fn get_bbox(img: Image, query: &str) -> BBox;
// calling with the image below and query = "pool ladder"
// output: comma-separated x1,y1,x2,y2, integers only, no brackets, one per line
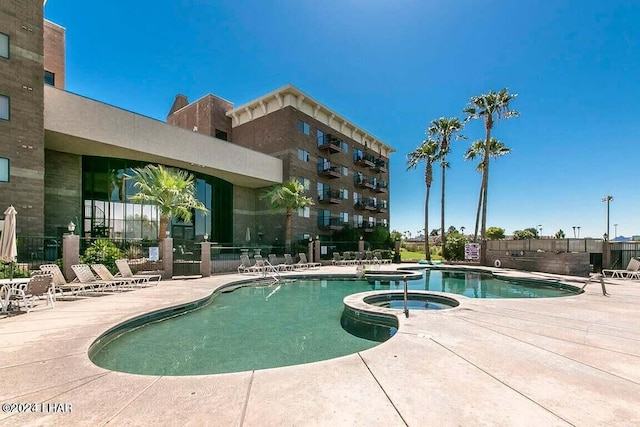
403,276,409,318
262,261,281,285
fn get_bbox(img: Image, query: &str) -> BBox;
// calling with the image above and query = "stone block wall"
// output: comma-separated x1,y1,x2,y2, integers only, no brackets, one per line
488,249,590,277
44,149,81,236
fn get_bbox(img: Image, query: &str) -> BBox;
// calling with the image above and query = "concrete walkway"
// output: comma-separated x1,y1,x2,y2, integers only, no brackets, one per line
0,266,638,426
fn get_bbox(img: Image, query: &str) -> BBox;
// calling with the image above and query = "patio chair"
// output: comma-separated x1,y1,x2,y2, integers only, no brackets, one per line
92,264,146,289
602,257,640,279
115,259,161,286
238,254,253,274
247,255,267,274
71,264,126,292
353,251,364,265
284,253,304,270
363,251,380,265
373,250,392,264
7,272,56,312
332,252,346,266
40,264,91,298
299,252,321,269
268,254,292,271
341,252,356,266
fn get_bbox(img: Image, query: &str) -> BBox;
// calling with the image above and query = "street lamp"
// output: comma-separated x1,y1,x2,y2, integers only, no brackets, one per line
577,226,581,238
572,226,576,238
602,195,613,238
67,221,76,235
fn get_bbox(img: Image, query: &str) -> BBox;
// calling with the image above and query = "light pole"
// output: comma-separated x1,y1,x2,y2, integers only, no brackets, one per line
537,224,542,239
577,226,581,238
602,195,613,238
614,223,618,239
572,226,576,238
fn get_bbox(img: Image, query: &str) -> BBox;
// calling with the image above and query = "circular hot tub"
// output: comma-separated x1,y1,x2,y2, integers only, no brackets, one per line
364,292,459,310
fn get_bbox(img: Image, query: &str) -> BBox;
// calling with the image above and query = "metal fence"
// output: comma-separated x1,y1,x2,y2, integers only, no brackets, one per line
2,236,62,278
487,239,604,253
608,241,640,270
80,237,161,272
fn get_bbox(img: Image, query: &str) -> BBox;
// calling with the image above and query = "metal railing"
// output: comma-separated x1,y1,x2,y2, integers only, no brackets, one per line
486,238,603,253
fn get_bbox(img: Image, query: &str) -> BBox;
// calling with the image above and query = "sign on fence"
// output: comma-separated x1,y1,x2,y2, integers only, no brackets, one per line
465,243,480,260
148,247,159,261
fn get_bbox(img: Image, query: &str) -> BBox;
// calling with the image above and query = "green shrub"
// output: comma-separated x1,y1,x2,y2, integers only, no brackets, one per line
81,239,123,274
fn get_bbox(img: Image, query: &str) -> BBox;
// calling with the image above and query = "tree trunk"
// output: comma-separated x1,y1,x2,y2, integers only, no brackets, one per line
425,183,431,261
473,179,483,242
480,119,492,240
159,216,169,241
285,209,293,254
440,162,446,258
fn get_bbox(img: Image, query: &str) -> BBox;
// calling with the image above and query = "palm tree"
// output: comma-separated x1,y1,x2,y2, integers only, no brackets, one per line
406,139,439,260
261,179,314,253
427,117,466,255
463,88,519,241
464,138,511,241
127,164,208,240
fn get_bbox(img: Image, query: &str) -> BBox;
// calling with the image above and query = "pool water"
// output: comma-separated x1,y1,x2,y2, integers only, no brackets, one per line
90,279,395,376
90,271,580,376
369,269,579,299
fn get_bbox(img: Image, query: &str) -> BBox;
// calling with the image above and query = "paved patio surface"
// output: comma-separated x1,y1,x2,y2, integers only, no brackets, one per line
1,265,639,426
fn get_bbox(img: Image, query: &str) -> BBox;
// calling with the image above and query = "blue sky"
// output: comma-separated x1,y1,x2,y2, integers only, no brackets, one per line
45,0,639,239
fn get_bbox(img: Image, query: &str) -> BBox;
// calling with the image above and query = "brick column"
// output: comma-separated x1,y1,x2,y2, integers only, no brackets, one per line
62,234,79,281
314,239,321,263
161,238,173,279
358,238,365,254
200,242,211,277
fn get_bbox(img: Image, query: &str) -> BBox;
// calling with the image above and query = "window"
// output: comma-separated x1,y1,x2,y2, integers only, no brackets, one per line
297,120,310,135
341,166,349,176
298,206,310,218
44,70,55,86
215,129,228,141
0,32,8,59
380,219,388,227
0,157,9,182
354,214,363,227
341,141,349,153
353,148,363,162
317,182,327,198
339,212,348,224
316,129,325,146
318,209,331,227
0,95,9,120
353,192,362,203
369,217,376,226
297,177,310,191
340,188,348,199
297,149,309,162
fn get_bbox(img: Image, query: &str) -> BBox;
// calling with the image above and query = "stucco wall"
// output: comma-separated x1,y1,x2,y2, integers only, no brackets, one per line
488,250,590,277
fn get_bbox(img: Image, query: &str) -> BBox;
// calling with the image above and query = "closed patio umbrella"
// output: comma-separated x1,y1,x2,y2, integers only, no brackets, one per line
245,227,251,242
0,205,18,280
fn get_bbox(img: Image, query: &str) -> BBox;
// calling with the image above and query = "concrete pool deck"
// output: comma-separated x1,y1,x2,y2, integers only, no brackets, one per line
1,265,639,426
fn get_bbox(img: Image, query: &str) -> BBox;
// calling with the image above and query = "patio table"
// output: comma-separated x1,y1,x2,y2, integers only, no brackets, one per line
0,278,30,313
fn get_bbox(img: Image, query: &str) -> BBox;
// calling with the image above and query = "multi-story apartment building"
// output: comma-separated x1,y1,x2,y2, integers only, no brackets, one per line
1,1,392,249
167,86,394,245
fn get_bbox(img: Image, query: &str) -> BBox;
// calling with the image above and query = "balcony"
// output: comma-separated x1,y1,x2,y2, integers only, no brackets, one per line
377,201,388,213
365,178,377,190
318,188,342,204
376,181,388,193
354,200,366,210
317,134,343,153
354,174,375,189
364,198,378,211
318,217,346,230
371,158,387,173
318,162,341,179
354,153,375,168
354,221,375,232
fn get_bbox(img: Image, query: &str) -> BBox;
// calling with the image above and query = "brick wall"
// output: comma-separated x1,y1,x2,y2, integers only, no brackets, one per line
167,94,233,140
0,0,45,236
44,150,81,236
43,20,64,89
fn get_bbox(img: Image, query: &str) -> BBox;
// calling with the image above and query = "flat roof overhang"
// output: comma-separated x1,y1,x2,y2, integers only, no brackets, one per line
44,86,283,188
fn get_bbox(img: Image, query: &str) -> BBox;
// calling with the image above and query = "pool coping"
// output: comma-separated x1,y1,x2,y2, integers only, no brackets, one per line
1,264,639,426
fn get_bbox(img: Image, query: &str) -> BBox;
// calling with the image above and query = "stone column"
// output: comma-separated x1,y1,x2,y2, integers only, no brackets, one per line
314,239,321,264
161,238,173,279
601,240,611,272
308,239,313,264
393,239,401,263
62,234,79,281
200,242,211,277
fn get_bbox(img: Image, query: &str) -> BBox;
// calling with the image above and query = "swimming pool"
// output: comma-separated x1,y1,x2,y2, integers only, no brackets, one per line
90,270,581,376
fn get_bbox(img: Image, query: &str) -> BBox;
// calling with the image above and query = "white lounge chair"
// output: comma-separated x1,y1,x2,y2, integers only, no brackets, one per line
115,259,161,285
602,257,640,279
40,264,91,298
299,252,321,269
92,264,147,289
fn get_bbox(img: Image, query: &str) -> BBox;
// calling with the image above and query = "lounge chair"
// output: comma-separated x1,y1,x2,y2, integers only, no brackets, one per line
353,251,364,265
602,257,640,279
363,251,381,265
332,252,345,266
373,250,392,264
238,254,253,274
268,254,292,271
7,272,56,312
71,264,127,292
92,264,147,289
115,259,162,285
248,255,267,274
40,264,91,298
284,253,304,270
341,252,356,265
299,252,321,269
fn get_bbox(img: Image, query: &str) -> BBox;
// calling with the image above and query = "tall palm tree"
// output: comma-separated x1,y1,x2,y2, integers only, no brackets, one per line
406,139,439,260
127,164,208,240
261,179,314,253
464,138,511,242
463,88,519,241
427,117,466,255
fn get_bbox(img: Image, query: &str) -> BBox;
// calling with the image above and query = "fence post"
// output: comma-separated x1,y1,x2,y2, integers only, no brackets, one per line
161,238,173,279
602,240,611,270
200,242,211,277
62,234,80,281
314,239,321,263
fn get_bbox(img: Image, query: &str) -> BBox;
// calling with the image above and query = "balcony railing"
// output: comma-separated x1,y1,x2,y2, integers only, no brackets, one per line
371,158,387,173
364,198,378,210
377,201,388,213
354,221,375,231
318,188,342,204
318,217,346,230
354,174,374,188
376,181,388,193
365,177,377,189
354,153,375,168
318,162,341,179
317,134,343,153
